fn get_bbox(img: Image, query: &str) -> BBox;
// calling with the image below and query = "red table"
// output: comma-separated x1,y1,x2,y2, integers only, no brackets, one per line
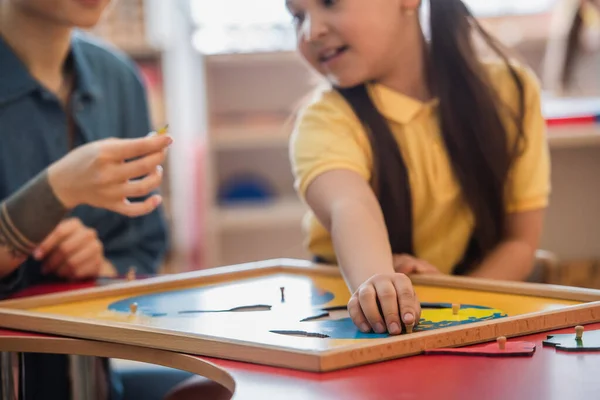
205,323,600,400
4,282,600,400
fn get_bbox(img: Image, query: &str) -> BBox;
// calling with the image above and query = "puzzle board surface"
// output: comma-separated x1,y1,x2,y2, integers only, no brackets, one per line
32,273,574,345
0,259,599,371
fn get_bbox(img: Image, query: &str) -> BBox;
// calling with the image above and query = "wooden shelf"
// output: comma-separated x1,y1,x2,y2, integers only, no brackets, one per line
547,124,600,149
209,121,600,151
211,123,290,150
215,197,306,232
206,51,301,66
122,46,162,61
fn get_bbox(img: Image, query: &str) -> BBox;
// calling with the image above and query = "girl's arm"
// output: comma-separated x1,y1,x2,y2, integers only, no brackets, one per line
306,169,395,289
305,169,420,335
467,209,545,281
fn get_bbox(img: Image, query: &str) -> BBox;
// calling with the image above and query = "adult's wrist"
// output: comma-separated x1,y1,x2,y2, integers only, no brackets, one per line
47,163,77,210
2,169,69,254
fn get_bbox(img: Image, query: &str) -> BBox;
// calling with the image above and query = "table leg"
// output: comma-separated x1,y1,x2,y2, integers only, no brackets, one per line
1,352,21,400
69,356,107,400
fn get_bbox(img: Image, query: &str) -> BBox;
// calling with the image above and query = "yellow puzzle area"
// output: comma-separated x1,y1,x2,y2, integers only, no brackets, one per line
31,272,581,351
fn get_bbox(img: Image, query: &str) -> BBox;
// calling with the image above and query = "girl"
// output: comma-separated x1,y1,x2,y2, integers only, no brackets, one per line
288,0,550,336
0,0,173,398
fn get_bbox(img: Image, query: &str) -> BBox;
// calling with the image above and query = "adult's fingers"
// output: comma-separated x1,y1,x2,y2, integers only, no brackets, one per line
107,135,172,161
114,150,166,182
63,240,102,271
34,218,80,260
121,166,163,198
373,279,401,335
41,226,91,274
392,273,420,330
57,256,102,281
358,284,386,333
348,295,370,333
110,195,162,217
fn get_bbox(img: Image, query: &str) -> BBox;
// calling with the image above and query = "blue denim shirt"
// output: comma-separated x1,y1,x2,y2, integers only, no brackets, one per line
0,32,169,297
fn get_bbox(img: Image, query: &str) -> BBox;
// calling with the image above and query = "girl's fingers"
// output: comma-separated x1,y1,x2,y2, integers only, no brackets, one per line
393,254,417,274
358,284,386,333
348,295,370,333
392,273,420,329
394,263,417,275
414,262,441,274
373,279,401,335
394,254,441,275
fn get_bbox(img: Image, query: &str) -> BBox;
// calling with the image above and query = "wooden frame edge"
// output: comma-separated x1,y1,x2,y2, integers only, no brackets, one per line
0,308,323,372
318,300,600,371
3,258,600,310
0,258,292,309
408,273,600,302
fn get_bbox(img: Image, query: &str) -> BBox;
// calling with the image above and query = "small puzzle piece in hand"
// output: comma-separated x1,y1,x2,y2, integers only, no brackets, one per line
543,325,600,352
424,337,536,357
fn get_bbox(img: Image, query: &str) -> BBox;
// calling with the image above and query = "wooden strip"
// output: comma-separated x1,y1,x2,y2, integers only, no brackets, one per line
0,259,288,309
408,274,600,302
0,333,236,395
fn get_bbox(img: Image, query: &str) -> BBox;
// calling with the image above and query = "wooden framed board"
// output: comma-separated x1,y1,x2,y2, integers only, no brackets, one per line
0,258,599,372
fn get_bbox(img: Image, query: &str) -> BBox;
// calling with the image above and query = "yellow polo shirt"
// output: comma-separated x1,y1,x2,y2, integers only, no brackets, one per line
289,62,550,274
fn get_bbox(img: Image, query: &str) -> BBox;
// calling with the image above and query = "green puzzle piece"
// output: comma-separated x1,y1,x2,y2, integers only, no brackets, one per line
543,329,600,351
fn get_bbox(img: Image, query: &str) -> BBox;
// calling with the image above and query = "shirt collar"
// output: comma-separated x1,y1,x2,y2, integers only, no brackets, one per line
368,83,438,125
70,32,102,101
0,31,101,104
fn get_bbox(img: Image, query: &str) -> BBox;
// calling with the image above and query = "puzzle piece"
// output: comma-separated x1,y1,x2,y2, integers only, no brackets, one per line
543,325,600,352
424,338,536,357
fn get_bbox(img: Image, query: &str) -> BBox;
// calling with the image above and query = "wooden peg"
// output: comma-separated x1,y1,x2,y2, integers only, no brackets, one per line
497,336,507,350
575,325,584,340
129,302,138,314
452,303,460,315
405,323,414,334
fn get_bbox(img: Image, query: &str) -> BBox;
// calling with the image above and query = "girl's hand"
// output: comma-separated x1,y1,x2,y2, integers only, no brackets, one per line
34,218,114,281
393,254,443,275
48,134,172,217
348,273,421,335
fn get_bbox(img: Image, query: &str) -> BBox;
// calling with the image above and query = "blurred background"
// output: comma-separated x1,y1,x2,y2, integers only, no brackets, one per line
91,0,600,288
